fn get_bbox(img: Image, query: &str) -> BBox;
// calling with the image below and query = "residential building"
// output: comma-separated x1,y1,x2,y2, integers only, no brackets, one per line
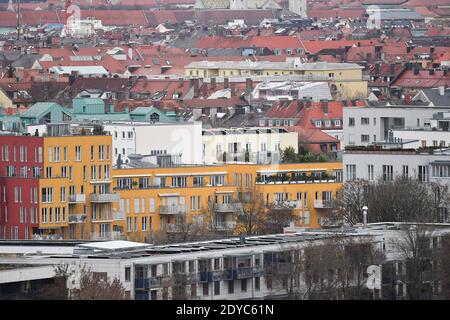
202,127,298,164
1,222,448,300
185,59,368,100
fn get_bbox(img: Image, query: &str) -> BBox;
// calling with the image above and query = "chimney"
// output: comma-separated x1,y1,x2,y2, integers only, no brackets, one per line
128,47,133,60
296,100,304,113
407,46,411,53
69,70,78,85
429,69,435,76
444,69,449,76
374,63,380,75
439,86,446,96
178,77,184,88
366,53,372,61
230,83,236,96
201,84,208,97
193,78,200,98
321,100,329,114
305,98,312,109
413,68,420,76
211,77,216,90
390,63,395,75
245,78,253,90
224,77,229,89
430,47,435,54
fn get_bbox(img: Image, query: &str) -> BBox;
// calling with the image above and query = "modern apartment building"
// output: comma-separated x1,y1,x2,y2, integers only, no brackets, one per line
112,162,343,242
0,131,120,241
1,222,448,300
343,104,450,148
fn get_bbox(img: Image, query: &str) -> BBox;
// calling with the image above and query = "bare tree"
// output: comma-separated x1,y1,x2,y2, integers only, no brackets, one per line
37,264,128,300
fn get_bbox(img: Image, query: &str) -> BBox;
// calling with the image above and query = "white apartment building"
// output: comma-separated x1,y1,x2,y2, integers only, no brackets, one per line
343,148,450,189
343,104,450,148
2,223,449,300
103,122,203,165
251,81,332,101
202,127,298,165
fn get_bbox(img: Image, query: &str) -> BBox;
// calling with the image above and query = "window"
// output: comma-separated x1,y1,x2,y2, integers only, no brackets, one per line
99,145,105,160
368,165,374,181
193,176,203,187
75,146,81,161
315,120,322,128
418,165,429,182
361,117,370,125
42,188,53,203
203,283,209,296
402,165,409,177
54,147,60,162
349,118,355,127
214,281,220,296
190,196,196,211
142,217,147,231
60,187,66,202
255,277,260,291
241,279,247,292
63,147,67,162
361,135,370,143
125,267,131,282
228,280,234,294
346,164,356,181
382,165,393,181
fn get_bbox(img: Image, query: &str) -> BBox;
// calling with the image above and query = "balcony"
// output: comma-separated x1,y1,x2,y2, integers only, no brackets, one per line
314,200,333,209
210,270,222,282
68,194,86,204
235,267,253,279
68,214,87,223
214,203,236,212
253,265,265,277
90,193,120,203
198,271,210,283
90,231,123,240
159,204,188,215
271,200,301,210
113,211,126,220
214,222,236,231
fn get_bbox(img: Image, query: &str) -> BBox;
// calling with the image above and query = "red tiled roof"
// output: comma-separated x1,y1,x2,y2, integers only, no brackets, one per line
392,70,450,88
301,40,380,55
288,127,339,143
183,97,244,108
307,8,365,19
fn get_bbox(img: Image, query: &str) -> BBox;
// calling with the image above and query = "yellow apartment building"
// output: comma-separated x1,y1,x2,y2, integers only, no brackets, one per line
111,162,343,242
185,59,367,100
38,134,119,240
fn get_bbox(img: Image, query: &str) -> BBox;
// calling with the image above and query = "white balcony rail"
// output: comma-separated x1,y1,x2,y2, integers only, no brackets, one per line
68,194,86,203
90,231,123,241
214,203,236,212
314,199,333,209
90,193,120,202
159,205,188,215
69,214,87,223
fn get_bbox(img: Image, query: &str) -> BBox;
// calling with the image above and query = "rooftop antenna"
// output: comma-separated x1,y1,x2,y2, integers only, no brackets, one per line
16,0,21,40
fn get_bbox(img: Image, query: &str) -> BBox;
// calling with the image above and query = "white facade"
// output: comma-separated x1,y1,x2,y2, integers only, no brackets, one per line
202,127,298,164
252,81,332,101
103,122,203,165
343,106,450,148
393,129,450,149
289,0,307,18
343,149,450,188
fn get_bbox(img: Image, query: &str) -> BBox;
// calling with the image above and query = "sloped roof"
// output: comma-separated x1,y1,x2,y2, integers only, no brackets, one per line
21,102,63,118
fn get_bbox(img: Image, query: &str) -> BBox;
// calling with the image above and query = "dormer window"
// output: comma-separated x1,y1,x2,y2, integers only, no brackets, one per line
324,120,331,127
315,120,322,127
335,120,341,127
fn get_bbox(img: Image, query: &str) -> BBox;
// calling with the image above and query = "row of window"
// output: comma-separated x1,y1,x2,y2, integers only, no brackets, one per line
41,207,67,224
44,164,110,180
1,146,43,163
346,164,430,182
113,131,134,140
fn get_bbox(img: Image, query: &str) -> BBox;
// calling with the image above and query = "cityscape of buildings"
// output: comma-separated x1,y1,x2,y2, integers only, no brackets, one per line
0,0,449,301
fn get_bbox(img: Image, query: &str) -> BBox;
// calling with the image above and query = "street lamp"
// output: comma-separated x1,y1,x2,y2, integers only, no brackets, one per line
362,206,368,229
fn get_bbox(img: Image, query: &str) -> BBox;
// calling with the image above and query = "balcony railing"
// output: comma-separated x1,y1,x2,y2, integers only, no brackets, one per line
68,214,87,223
314,200,333,209
214,203,236,212
214,222,236,231
68,194,86,203
90,193,120,203
90,231,123,240
235,267,253,279
159,205,188,215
